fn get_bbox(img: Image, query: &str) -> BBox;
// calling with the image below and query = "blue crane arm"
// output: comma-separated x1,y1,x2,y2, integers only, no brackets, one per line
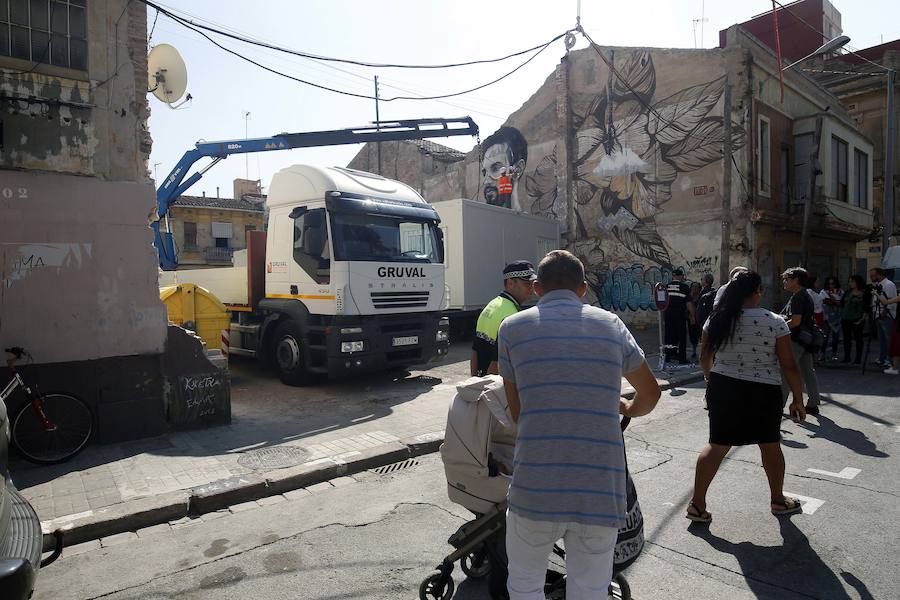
153,116,478,270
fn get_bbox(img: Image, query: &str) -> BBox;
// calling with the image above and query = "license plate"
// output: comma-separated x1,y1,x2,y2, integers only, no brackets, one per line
392,336,418,347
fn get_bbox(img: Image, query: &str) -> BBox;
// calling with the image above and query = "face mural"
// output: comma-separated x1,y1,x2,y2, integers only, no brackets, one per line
481,127,528,210
525,51,745,311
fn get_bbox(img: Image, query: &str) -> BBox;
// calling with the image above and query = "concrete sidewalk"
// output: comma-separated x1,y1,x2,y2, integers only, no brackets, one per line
14,329,702,549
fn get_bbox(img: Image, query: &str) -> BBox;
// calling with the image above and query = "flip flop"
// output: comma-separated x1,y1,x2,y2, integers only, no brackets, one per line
771,496,803,516
686,501,712,523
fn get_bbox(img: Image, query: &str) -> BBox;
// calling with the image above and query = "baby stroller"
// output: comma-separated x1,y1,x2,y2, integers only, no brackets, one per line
419,376,643,600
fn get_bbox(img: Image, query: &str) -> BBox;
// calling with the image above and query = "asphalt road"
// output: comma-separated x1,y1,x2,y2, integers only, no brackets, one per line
33,368,900,600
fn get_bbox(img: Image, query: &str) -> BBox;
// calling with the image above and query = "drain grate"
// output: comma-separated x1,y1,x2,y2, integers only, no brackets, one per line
372,458,419,475
237,446,310,471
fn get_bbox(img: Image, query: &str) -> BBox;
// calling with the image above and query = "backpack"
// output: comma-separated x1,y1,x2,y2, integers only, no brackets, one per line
696,288,716,325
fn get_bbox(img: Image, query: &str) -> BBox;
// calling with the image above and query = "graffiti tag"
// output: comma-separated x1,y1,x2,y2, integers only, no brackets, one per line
685,255,718,272
591,264,674,312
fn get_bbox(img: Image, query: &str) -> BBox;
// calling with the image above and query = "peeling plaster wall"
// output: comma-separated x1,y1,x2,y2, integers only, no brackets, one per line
0,0,150,178
0,1,165,361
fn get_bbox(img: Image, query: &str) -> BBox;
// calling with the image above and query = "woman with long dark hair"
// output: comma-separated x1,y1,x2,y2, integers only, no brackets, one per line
840,275,868,364
687,271,806,522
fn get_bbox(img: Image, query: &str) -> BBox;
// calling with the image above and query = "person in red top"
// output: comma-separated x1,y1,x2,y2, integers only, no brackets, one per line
497,168,514,209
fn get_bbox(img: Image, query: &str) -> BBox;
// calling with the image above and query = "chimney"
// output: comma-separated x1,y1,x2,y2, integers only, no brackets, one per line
216,187,220,199
202,191,206,198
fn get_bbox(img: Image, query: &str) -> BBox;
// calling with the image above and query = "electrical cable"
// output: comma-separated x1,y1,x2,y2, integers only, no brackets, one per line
141,0,567,71
154,6,565,103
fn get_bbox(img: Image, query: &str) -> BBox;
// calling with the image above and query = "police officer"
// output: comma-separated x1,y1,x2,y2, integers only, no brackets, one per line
471,260,536,376
665,267,695,365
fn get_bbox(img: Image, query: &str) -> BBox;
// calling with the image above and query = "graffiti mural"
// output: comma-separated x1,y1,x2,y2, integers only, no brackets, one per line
480,127,528,211
523,50,745,311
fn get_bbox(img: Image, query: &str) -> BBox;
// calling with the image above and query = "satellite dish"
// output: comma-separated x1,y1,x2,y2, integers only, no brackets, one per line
148,44,188,105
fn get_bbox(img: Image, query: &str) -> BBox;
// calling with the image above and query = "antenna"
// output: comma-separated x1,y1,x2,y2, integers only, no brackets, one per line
148,44,191,108
693,0,708,48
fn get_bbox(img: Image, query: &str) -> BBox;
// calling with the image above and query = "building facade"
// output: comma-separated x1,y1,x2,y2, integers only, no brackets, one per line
351,26,874,326
815,43,900,269
1,1,224,441
168,180,265,268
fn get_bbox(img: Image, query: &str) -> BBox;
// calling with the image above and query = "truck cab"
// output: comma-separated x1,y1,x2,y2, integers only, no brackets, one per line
249,165,450,384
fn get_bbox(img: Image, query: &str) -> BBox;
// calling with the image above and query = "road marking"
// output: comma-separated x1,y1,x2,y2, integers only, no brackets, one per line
783,492,825,515
807,467,861,480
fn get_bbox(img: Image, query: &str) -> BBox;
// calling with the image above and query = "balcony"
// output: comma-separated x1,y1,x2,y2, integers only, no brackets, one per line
204,247,234,264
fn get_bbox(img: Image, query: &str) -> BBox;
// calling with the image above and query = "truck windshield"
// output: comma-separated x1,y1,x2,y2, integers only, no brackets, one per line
330,213,442,263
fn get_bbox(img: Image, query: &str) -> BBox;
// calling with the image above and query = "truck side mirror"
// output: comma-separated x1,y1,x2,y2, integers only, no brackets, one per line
289,207,308,219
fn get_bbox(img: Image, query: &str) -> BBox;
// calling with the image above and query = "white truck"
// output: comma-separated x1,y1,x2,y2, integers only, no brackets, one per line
435,198,560,315
162,165,450,385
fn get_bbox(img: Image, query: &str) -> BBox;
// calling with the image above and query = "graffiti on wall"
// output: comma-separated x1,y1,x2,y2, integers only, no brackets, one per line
523,50,745,311
2,243,92,289
685,255,719,273
480,127,528,211
587,264,674,312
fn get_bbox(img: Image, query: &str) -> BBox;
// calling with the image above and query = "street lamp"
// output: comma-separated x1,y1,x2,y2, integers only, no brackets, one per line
782,35,851,72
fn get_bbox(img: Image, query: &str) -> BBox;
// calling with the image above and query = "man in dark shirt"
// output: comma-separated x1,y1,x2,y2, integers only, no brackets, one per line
664,267,694,364
780,267,821,415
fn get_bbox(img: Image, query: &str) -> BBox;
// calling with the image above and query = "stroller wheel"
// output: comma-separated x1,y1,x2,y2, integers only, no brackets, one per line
419,572,455,600
461,546,491,579
609,573,631,600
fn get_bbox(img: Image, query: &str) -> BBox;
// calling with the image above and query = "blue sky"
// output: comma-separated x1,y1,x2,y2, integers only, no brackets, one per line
147,0,900,199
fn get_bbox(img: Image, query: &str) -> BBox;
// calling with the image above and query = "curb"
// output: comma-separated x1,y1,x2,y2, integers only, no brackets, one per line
41,371,705,551
41,439,425,551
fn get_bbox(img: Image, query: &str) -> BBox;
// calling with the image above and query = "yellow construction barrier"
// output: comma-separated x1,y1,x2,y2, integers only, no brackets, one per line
160,283,231,350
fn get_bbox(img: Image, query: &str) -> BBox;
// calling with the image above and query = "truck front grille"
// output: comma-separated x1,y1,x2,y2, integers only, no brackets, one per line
370,291,429,309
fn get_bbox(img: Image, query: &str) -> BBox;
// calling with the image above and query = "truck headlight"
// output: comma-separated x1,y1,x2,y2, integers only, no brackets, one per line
436,330,449,342
341,341,364,353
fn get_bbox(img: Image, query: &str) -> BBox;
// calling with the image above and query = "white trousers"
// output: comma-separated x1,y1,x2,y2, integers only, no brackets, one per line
506,509,618,600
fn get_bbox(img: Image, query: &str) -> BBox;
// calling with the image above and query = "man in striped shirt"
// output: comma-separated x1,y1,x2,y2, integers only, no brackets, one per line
498,250,661,599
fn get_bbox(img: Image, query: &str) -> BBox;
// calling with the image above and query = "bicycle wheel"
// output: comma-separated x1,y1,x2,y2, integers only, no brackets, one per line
13,393,93,464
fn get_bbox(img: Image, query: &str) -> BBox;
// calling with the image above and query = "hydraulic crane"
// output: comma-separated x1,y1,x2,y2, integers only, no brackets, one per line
152,116,479,270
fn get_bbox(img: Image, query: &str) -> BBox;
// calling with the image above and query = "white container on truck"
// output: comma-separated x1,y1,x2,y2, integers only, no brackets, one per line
161,165,450,385
434,198,560,313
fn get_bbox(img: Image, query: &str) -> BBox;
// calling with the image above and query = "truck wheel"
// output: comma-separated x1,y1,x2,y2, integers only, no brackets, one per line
272,320,311,386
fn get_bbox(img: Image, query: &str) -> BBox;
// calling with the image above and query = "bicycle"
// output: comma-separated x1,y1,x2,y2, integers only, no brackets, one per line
2,347,93,464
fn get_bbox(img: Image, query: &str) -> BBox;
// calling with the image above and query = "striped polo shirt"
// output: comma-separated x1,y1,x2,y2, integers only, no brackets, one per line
497,289,645,528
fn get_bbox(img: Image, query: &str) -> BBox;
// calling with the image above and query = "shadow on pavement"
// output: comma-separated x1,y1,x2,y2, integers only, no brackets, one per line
689,517,857,599
11,349,456,490
797,415,889,458
840,571,876,600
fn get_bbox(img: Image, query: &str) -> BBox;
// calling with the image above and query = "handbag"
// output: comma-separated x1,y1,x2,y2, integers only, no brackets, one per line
795,323,826,351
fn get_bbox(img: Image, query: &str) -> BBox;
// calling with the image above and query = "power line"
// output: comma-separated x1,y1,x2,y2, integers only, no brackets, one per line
153,5,565,103
150,22,509,120
141,0,568,71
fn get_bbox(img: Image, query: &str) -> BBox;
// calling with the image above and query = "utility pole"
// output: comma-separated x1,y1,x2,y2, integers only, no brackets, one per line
374,76,382,175
721,82,733,285
243,111,251,179
800,114,823,268
883,69,895,256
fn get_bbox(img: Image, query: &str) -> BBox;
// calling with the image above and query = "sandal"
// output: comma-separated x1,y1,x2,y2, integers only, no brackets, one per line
686,501,712,523
771,496,803,516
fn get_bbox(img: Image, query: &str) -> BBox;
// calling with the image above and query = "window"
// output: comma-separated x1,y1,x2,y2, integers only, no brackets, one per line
779,146,792,210
292,208,330,284
758,115,771,196
183,221,197,250
331,213,441,264
854,149,868,209
831,136,848,202
214,237,229,249
0,0,87,70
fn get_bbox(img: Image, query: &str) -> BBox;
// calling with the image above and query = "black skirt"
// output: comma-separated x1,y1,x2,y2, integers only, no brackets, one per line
706,372,783,445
